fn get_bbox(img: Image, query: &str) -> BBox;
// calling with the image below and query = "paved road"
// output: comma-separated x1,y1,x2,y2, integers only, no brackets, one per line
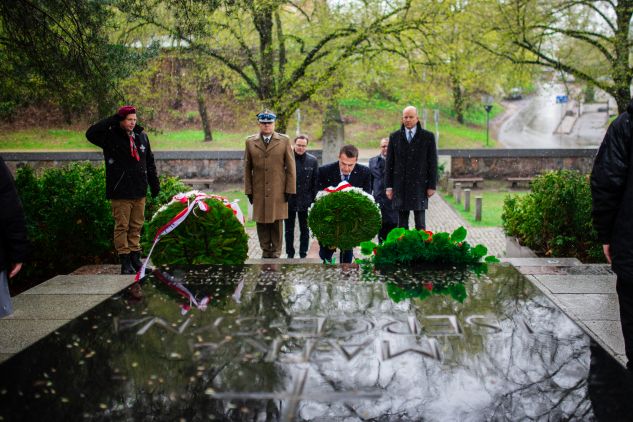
498,82,611,148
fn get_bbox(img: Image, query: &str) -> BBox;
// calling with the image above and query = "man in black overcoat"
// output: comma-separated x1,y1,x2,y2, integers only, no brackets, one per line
317,144,371,263
591,98,633,373
285,135,319,258
385,106,437,230
369,138,398,242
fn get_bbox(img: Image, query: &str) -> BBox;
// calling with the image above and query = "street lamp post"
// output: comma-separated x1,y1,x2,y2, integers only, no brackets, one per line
482,95,493,147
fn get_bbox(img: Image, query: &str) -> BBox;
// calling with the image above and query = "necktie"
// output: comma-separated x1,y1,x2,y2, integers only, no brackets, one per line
264,137,270,144
343,174,349,182
130,135,140,161
407,130,413,142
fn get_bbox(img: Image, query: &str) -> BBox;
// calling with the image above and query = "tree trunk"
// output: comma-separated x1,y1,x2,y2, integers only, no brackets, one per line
253,5,275,102
196,85,212,142
613,1,633,114
321,102,345,164
171,57,184,110
451,73,465,124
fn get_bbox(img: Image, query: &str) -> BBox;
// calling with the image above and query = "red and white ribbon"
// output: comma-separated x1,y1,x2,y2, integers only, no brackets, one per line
135,191,244,281
313,181,378,205
153,270,210,315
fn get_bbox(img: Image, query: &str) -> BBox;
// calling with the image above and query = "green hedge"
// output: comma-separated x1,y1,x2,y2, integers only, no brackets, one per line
13,162,187,285
502,170,603,262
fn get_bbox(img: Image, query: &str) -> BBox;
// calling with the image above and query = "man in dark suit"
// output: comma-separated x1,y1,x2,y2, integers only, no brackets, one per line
369,138,398,242
385,106,437,230
317,144,371,263
285,135,319,258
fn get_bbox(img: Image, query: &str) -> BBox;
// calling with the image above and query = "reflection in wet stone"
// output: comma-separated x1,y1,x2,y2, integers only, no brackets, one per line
1,264,632,420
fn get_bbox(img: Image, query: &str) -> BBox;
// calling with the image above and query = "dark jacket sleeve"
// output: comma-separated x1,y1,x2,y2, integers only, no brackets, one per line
591,113,631,244
311,157,319,202
317,164,329,191
385,133,396,189
0,158,29,268
144,134,160,195
426,134,438,190
86,115,119,148
361,166,372,194
369,157,376,195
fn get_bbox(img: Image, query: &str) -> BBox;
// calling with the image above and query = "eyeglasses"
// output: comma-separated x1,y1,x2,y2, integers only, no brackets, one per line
259,122,274,125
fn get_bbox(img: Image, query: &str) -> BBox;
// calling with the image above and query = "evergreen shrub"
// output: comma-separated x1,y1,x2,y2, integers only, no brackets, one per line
13,163,188,286
502,170,603,262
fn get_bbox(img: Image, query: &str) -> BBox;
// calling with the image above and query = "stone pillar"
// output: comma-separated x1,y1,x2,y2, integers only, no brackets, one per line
475,196,482,221
464,188,471,212
455,183,462,205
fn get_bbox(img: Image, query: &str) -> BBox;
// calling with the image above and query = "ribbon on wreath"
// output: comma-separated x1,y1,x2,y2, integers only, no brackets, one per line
313,181,378,204
135,191,245,282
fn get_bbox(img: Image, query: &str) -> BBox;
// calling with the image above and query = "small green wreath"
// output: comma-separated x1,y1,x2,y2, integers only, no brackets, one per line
308,189,381,251
142,195,248,265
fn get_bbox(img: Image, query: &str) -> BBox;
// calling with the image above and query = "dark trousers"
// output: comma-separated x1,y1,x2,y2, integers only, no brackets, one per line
617,277,633,370
285,211,309,258
256,220,283,258
319,244,353,264
379,206,398,243
398,210,426,230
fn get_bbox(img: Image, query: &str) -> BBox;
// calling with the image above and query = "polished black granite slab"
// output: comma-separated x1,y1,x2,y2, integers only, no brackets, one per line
1,264,631,421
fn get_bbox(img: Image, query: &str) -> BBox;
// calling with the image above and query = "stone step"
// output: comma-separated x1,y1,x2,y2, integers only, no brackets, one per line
0,274,135,363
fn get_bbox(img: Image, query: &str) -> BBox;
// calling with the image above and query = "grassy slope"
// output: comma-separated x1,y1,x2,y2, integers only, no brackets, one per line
0,99,503,151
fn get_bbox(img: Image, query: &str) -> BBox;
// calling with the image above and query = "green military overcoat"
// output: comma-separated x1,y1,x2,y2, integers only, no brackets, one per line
244,132,296,223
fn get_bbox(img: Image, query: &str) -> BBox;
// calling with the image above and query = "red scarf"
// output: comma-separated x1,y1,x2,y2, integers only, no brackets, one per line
129,135,140,161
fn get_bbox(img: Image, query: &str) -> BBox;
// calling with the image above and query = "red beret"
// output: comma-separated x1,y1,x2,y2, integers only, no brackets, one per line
117,105,136,118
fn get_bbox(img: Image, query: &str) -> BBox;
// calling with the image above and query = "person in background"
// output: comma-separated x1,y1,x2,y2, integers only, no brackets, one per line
385,105,437,230
591,99,633,374
317,144,371,263
285,135,318,258
0,156,29,318
244,110,296,258
86,105,160,274
369,138,398,242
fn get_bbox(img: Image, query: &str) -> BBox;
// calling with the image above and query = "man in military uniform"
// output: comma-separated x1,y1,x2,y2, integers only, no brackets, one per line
86,105,160,274
244,110,296,258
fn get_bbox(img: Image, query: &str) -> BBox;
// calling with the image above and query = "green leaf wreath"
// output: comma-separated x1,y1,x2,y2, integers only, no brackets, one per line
360,226,499,268
308,189,381,251
142,195,248,265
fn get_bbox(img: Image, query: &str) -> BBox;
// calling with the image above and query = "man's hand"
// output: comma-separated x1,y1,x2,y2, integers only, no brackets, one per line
247,194,253,204
603,244,612,264
9,263,22,278
386,188,393,200
426,188,436,198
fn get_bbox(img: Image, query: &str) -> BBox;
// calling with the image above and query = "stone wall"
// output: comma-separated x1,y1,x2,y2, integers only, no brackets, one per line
2,149,596,181
2,151,322,184
443,149,597,178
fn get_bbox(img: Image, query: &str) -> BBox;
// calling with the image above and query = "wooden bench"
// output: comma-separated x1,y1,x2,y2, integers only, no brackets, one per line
450,177,484,189
507,177,534,188
181,178,215,189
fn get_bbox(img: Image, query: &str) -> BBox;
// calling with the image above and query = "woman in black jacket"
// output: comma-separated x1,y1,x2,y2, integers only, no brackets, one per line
86,106,160,274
